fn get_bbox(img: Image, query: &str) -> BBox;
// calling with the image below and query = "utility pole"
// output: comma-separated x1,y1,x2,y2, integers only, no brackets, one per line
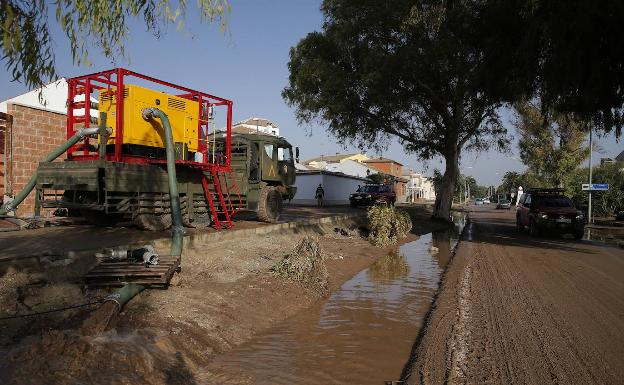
588,128,593,224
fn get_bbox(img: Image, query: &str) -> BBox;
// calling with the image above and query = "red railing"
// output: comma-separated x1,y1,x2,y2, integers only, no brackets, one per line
65,68,233,172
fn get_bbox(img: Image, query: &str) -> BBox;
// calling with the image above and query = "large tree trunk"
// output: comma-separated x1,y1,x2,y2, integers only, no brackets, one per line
433,148,460,221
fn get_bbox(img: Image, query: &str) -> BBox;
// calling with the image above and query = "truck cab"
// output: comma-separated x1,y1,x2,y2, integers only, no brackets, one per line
221,132,297,222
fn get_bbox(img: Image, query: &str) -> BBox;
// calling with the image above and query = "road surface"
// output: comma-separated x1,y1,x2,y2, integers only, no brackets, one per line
405,205,624,385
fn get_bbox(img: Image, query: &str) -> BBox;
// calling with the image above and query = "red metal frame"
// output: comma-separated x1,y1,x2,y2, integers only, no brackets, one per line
65,68,233,172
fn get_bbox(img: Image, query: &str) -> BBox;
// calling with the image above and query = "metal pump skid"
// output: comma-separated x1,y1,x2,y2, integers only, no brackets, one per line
36,68,242,231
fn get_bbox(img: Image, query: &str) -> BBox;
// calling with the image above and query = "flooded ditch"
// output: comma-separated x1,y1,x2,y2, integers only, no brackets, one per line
204,215,465,384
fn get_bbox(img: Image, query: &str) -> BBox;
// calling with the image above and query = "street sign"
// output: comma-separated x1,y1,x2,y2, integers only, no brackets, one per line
582,183,609,191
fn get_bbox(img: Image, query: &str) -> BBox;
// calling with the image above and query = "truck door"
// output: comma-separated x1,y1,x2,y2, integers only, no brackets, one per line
261,142,280,182
278,146,295,186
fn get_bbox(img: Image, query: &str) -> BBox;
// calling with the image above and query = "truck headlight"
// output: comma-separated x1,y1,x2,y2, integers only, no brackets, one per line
576,213,584,220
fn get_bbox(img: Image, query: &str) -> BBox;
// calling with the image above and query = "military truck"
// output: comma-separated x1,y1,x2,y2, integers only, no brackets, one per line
223,132,297,222
36,132,297,230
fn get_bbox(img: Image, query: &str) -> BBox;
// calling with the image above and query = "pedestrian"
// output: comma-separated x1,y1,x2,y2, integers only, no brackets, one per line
315,183,325,207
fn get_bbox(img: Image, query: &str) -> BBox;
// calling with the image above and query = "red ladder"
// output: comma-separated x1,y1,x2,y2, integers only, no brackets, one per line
200,169,241,230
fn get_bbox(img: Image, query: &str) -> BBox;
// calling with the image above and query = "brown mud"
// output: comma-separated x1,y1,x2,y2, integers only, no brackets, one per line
404,206,624,385
1,206,446,385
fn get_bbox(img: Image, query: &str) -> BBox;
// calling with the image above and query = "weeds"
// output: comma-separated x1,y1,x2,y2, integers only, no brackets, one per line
367,206,413,246
271,237,329,296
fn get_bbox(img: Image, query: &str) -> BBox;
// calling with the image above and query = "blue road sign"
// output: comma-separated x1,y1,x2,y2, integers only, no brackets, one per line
582,183,609,191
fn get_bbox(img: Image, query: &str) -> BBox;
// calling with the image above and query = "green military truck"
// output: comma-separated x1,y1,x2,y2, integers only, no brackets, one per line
36,133,297,229
221,132,297,222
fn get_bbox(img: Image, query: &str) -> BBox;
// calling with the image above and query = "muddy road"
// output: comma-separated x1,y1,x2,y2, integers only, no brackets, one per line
405,206,624,385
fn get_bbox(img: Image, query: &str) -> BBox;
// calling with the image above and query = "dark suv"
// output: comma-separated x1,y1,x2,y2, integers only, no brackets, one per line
516,189,585,238
349,184,396,207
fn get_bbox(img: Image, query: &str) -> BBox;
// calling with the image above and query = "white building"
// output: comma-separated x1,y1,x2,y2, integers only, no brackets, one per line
323,159,378,179
292,169,368,206
0,78,98,117
403,171,436,202
231,117,279,136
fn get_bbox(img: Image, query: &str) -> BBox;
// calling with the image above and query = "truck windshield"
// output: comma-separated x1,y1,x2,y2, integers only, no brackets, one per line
360,185,381,193
279,147,292,161
534,196,574,207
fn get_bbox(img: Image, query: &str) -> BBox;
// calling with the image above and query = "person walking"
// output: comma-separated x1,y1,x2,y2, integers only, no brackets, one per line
315,183,325,207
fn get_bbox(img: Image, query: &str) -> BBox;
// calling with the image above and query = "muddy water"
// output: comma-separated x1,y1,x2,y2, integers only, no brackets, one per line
584,227,624,247
204,217,465,385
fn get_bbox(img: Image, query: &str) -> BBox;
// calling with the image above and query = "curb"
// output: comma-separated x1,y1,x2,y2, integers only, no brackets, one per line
0,213,366,270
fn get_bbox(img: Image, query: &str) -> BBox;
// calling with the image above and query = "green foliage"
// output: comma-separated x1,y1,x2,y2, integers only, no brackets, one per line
367,172,386,184
283,0,510,220
1,0,230,88
271,236,329,296
498,171,543,195
367,206,412,247
568,163,624,217
514,100,590,190
472,0,624,136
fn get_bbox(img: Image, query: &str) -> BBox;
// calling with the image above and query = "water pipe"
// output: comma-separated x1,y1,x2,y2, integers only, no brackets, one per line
0,127,110,216
141,108,184,257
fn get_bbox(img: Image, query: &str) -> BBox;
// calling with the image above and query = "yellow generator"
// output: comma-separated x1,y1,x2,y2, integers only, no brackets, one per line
99,84,199,158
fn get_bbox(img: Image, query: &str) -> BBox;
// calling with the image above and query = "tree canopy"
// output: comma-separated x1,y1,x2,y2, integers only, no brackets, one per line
515,100,590,189
1,0,230,88
283,0,509,220
473,0,624,136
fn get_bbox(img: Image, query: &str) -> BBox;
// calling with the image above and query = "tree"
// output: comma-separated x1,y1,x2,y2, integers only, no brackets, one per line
498,170,543,197
515,100,590,190
367,172,386,184
0,0,229,88
283,0,508,221
473,0,624,136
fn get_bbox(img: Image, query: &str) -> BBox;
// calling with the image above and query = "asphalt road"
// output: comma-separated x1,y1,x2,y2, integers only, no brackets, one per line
405,205,624,385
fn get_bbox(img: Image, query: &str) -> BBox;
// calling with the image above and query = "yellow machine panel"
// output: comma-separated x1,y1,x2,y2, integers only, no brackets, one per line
99,84,199,152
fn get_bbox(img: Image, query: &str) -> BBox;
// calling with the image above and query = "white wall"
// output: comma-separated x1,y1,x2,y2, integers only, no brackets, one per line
292,173,365,205
325,159,376,179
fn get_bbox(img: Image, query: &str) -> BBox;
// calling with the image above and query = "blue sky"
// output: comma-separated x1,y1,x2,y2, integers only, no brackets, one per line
1,0,621,186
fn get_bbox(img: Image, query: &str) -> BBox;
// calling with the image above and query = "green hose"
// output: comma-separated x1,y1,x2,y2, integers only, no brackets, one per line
142,108,184,257
0,127,105,216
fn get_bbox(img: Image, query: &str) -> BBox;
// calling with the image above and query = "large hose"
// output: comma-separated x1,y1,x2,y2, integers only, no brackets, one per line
141,108,184,257
0,127,108,216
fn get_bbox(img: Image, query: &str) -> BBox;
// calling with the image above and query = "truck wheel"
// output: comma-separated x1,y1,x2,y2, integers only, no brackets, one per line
81,209,122,227
133,213,172,231
573,230,584,240
257,186,282,223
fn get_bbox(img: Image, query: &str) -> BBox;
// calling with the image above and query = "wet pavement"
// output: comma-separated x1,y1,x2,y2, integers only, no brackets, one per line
204,215,465,384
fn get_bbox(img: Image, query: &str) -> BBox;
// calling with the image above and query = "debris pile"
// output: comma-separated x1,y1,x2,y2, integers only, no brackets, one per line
366,206,413,246
271,236,329,296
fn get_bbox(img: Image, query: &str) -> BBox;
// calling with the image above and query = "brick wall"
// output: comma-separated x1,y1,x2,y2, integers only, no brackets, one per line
6,103,67,216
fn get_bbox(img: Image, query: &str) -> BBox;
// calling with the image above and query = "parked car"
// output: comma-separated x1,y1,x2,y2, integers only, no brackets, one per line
349,184,396,207
496,199,512,209
475,198,484,205
516,188,585,239
483,198,491,204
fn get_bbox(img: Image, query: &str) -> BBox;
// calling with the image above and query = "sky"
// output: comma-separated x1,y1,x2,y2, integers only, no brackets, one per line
1,0,622,186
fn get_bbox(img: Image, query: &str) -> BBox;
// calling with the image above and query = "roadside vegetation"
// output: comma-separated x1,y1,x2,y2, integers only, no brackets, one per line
366,206,412,247
271,236,329,296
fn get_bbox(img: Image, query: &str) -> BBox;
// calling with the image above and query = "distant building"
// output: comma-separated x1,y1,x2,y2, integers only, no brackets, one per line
403,170,436,202
363,157,408,200
292,169,368,206
231,117,280,136
323,159,378,179
303,152,369,169
0,79,97,216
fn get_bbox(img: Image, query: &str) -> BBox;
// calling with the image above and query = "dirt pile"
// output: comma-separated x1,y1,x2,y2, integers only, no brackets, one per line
271,236,329,296
367,206,413,246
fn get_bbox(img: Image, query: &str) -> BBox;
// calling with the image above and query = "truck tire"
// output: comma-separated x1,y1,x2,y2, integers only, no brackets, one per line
133,213,172,231
257,186,282,223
